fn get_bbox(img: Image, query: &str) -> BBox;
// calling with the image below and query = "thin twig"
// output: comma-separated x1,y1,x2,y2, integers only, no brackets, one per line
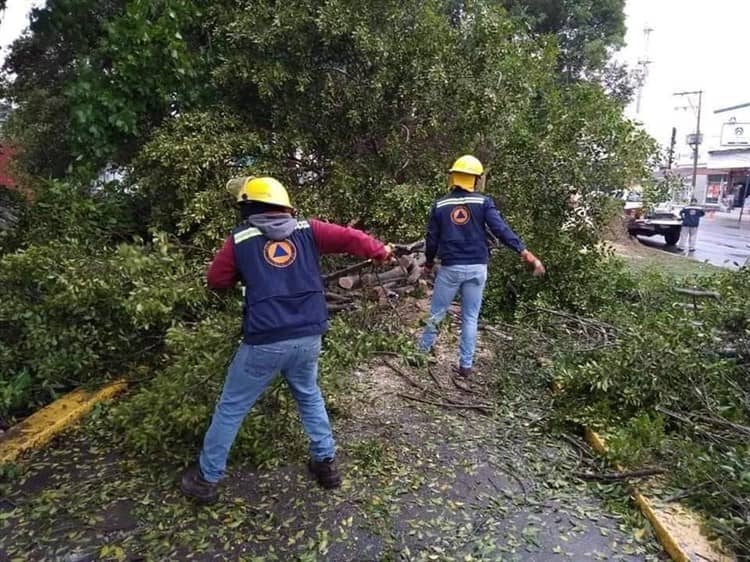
371,351,400,358
662,481,712,503
323,259,372,283
428,367,444,390
692,413,750,437
487,459,529,503
397,392,493,414
574,468,665,481
656,405,737,444
559,433,596,459
325,292,353,303
0,497,18,509
382,359,428,393
451,376,476,394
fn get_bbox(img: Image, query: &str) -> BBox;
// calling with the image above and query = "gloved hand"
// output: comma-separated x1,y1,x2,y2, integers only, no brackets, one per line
521,250,545,277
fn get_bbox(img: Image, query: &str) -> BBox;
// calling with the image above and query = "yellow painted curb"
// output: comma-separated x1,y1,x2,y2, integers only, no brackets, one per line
583,427,734,562
633,491,689,562
583,426,607,455
0,380,127,463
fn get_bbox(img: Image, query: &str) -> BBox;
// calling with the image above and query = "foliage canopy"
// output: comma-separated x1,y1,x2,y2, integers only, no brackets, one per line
0,0,651,428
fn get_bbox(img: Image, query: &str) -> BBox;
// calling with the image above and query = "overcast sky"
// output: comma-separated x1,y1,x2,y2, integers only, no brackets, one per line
1,0,747,155
0,1,41,56
619,0,748,157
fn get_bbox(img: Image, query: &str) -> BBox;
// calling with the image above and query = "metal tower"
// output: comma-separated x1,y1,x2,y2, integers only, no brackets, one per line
634,26,653,114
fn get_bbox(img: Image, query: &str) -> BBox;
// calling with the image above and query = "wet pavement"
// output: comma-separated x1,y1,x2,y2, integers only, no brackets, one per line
637,209,750,270
0,327,665,561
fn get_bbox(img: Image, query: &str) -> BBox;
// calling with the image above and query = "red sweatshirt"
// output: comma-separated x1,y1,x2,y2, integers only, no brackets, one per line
207,219,388,288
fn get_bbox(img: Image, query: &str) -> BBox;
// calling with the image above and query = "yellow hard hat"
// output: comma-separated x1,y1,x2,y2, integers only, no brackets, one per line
449,155,484,176
448,155,484,191
226,176,293,209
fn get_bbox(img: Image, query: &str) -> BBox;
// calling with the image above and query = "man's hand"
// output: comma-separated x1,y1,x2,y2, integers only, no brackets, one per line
422,263,434,278
521,250,545,277
377,244,396,264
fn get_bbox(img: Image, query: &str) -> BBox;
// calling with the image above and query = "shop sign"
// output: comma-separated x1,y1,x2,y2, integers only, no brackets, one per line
721,122,750,146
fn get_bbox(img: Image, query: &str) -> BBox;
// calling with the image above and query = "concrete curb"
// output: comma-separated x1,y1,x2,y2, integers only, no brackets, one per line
583,427,733,562
0,380,127,463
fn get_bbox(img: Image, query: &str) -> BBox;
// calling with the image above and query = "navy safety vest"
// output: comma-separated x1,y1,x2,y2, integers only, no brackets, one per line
231,219,328,345
431,192,493,265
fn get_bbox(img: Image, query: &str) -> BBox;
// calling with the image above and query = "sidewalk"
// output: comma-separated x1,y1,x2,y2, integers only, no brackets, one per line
684,209,750,269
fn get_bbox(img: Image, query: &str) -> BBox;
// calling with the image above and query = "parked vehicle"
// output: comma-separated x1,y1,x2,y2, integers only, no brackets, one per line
623,192,683,246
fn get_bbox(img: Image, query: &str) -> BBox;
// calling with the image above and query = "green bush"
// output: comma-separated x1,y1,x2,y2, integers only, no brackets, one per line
0,233,207,425
1,1,655,424
549,266,750,555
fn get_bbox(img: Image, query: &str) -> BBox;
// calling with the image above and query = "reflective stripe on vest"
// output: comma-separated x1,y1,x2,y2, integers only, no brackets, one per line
435,197,485,208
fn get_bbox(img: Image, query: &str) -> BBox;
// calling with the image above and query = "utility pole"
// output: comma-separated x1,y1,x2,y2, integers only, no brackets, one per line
673,90,703,199
667,126,676,169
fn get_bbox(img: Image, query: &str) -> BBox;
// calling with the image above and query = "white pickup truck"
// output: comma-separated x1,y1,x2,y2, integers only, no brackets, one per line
623,193,683,246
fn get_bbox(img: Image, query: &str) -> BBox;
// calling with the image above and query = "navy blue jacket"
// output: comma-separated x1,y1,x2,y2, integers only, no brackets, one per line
231,219,328,345
425,189,525,266
680,206,705,228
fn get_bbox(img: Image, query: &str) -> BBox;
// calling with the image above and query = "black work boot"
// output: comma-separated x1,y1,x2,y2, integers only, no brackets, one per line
180,464,219,504
308,458,342,489
457,366,473,377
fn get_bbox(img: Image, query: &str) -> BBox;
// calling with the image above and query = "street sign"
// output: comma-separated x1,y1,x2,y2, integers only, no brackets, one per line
686,133,703,146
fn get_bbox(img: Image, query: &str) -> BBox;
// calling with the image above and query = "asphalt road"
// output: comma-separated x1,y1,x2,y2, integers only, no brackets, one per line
637,209,750,269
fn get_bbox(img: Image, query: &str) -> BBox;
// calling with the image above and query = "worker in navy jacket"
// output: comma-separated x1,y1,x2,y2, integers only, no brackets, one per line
181,177,392,504
418,156,545,377
678,198,705,252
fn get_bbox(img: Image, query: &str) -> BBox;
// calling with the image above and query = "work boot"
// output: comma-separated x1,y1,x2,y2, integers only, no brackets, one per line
308,457,342,489
456,366,473,377
180,464,219,504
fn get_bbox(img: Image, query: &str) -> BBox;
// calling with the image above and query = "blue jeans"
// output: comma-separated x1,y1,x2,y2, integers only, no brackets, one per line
199,334,334,483
419,264,488,368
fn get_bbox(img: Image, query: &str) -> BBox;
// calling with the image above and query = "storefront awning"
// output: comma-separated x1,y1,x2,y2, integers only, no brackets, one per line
706,149,750,171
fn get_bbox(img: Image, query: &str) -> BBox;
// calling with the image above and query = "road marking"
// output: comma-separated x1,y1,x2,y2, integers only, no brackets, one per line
0,381,128,463
583,428,733,562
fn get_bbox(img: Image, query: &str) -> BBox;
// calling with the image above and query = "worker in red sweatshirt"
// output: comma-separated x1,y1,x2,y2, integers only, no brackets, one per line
181,176,392,504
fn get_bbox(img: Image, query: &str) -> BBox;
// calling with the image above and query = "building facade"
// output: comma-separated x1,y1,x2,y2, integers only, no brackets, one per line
673,101,750,208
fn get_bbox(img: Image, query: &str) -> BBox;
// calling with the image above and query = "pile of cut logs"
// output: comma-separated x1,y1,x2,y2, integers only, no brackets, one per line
324,240,428,312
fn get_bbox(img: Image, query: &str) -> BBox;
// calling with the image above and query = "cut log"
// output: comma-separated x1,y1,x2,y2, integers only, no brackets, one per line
393,240,425,254
374,286,399,301
406,261,424,283
324,246,430,306
361,266,408,287
392,285,414,295
398,255,421,272
338,275,362,290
